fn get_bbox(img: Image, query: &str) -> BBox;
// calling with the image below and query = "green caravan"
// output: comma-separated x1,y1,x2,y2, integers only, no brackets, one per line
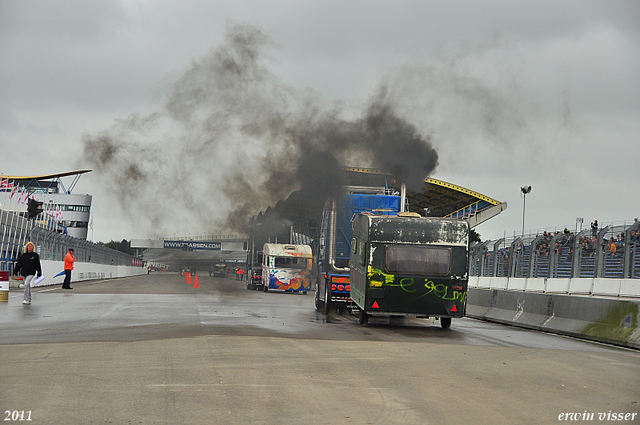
350,212,470,327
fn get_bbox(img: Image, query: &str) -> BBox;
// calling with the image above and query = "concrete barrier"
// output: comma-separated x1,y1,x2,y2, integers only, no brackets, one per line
467,288,640,349
506,277,526,291
526,277,546,292
474,276,640,298
546,278,570,294
8,260,146,289
593,278,622,297
489,277,508,290
568,278,593,295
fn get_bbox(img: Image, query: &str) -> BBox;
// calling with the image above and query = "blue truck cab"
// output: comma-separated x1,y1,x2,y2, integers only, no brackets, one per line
314,187,401,313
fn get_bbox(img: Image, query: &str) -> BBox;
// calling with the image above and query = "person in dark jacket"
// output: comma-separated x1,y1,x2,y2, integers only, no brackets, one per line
14,241,42,305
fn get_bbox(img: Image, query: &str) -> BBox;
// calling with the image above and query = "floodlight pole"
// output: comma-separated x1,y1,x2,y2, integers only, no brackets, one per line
522,193,526,236
521,186,531,237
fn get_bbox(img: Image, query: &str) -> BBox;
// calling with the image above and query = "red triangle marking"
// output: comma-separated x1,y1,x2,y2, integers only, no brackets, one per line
372,301,380,309
451,305,457,312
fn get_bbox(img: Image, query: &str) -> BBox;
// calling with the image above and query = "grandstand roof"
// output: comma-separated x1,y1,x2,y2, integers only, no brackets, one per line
1,169,92,180
343,167,503,218
254,167,507,238
1,170,92,195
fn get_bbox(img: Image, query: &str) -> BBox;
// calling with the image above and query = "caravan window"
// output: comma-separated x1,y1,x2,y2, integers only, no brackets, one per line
274,256,307,269
384,245,451,276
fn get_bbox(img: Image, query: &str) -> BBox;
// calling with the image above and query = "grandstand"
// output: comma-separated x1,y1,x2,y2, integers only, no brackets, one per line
469,222,640,279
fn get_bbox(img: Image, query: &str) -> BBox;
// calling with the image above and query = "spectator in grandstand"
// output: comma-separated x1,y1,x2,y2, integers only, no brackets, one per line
607,239,617,258
591,220,598,237
614,234,624,250
538,242,549,257
580,237,596,256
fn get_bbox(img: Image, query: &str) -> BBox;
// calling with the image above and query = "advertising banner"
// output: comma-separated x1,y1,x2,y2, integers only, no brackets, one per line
163,240,221,250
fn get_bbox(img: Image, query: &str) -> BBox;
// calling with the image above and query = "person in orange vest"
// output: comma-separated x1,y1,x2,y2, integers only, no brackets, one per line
62,248,75,289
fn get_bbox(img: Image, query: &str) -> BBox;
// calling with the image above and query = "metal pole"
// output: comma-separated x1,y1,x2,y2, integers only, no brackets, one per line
522,193,526,237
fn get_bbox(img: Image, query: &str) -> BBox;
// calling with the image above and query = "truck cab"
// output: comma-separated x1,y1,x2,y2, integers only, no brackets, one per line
314,187,401,313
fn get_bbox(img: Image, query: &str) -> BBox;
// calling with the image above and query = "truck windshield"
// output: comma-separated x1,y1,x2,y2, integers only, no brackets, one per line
384,245,451,276
274,257,307,269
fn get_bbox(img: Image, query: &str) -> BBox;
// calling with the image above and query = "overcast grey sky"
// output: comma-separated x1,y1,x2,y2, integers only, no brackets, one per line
1,0,638,242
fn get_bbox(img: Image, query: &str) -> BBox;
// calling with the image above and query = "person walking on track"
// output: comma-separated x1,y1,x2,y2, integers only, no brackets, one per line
13,241,42,305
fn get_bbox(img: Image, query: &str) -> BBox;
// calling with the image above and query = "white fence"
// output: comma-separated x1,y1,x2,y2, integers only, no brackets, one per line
470,276,640,298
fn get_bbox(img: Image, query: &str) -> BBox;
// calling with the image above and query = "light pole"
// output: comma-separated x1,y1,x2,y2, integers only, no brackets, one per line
521,186,531,236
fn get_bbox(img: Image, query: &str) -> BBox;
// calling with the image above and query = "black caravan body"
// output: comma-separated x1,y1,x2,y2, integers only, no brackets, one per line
350,212,470,327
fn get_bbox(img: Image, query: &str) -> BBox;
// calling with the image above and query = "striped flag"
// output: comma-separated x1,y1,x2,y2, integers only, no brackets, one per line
17,189,28,204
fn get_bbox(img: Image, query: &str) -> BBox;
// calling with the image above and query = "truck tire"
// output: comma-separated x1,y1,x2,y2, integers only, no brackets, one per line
359,309,369,325
440,317,452,329
324,283,332,314
314,285,324,310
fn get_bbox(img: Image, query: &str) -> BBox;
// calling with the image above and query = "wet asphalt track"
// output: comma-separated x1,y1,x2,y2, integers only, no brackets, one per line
1,273,638,425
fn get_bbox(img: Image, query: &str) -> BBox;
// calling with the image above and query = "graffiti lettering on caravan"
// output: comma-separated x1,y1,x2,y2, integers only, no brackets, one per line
368,268,466,302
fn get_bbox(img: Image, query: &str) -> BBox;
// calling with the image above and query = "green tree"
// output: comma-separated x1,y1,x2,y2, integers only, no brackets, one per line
99,239,135,255
470,228,481,243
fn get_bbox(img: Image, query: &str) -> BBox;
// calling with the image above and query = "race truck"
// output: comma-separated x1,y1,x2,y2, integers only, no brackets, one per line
314,186,402,313
262,243,313,293
246,246,263,291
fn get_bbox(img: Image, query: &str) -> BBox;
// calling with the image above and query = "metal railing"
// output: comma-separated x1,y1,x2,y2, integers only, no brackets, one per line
1,210,139,274
470,222,640,279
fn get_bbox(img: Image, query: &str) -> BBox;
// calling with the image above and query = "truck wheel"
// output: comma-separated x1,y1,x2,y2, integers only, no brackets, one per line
314,286,324,310
324,284,332,314
440,317,452,329
358,310,369,325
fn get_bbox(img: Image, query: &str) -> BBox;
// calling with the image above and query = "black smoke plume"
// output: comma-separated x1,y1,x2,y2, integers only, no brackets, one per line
81,23,438,238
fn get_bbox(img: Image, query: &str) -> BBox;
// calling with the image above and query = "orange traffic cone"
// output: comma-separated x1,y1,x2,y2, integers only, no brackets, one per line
186,273,192,285
193,273,200,288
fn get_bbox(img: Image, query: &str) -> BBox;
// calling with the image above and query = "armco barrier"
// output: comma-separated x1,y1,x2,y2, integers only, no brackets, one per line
467,283,640,349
